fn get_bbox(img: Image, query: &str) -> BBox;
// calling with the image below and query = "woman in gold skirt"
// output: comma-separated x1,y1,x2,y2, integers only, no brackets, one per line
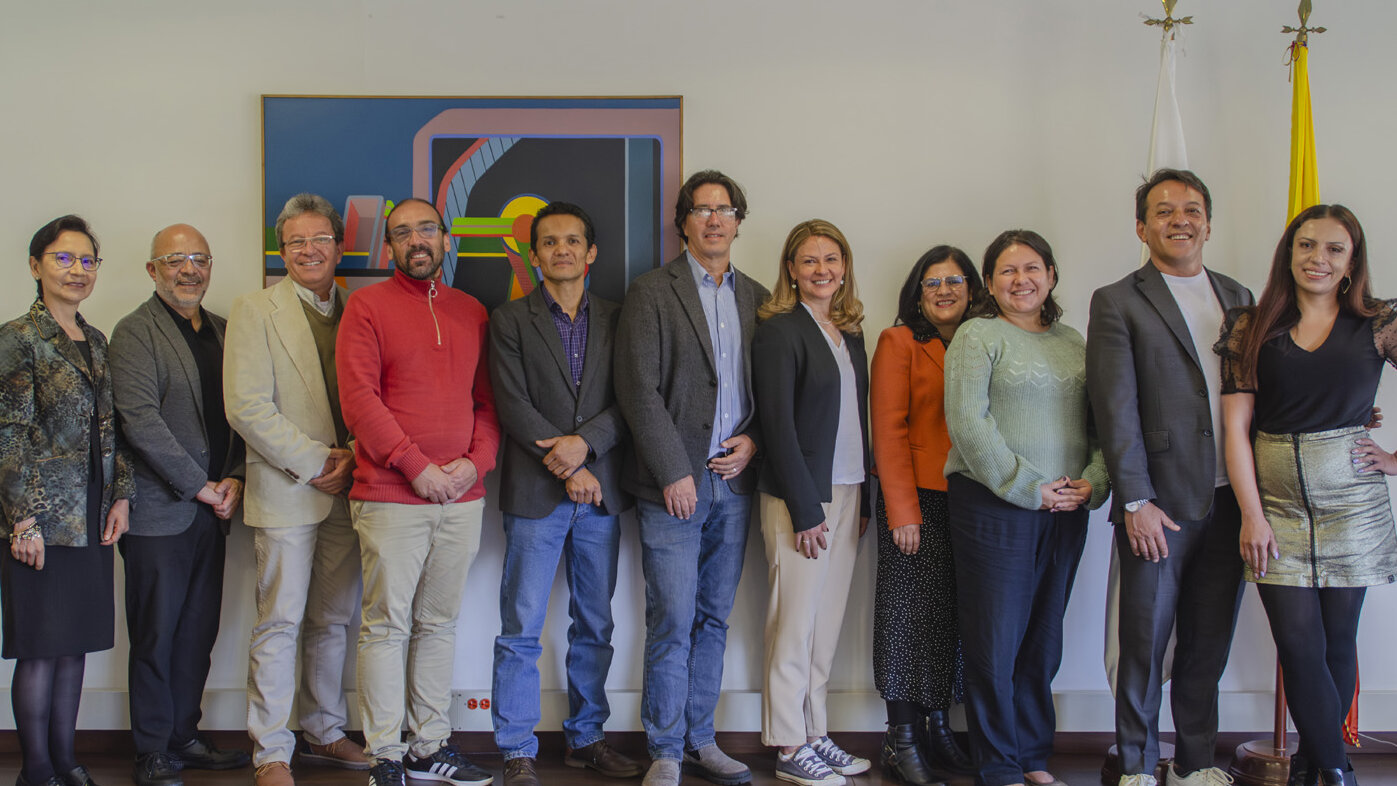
1217,204,1397,786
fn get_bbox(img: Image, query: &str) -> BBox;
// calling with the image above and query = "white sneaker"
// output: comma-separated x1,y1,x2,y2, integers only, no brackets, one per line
1167,766,1234,786
1121,775,1158,786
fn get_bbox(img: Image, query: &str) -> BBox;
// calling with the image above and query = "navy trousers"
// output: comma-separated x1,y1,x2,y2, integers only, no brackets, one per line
949,474,1088,786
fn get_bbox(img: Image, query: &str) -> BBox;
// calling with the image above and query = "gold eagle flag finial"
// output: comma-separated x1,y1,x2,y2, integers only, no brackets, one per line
1145,0,1193,35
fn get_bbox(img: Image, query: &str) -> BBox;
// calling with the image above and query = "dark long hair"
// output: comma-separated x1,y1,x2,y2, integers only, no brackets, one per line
977,229,1063,326
894,245,981,342
1237,203,1375,388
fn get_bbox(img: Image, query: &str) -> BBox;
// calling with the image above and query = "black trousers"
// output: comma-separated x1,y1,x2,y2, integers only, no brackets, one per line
949,475,1088,786
119,514,226,755
1113,486,1244,776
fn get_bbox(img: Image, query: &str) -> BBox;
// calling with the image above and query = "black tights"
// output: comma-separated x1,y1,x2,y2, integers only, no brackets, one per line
887,699,929,726
1256,584,1365,771
11,655,86,782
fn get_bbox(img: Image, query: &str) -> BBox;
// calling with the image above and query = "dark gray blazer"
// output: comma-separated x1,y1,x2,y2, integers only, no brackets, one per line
489,288,630,518
615,253,770,503
110,294,244,536
1086,262,1252,523
752,308,869,533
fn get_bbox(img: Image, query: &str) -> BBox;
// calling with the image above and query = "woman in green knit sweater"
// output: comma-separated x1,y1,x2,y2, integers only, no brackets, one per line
943,229,1109,786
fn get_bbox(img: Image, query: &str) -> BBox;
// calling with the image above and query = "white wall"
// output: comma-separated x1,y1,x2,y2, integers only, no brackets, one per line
3,0,1397,734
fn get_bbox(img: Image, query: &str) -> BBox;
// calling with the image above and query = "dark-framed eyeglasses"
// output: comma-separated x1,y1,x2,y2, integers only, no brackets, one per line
921,275,966,290
44,251,102,271
150,253,213,270
688,206,740,221
388,223,445,243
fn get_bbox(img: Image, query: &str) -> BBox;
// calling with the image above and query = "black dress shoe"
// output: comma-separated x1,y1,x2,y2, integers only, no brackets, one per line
133,752,184,786
170,735,251,770
15,773,68,786
61,766,99,786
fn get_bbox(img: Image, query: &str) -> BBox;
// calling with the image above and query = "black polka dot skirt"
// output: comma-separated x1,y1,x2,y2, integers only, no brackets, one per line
873,486,964,709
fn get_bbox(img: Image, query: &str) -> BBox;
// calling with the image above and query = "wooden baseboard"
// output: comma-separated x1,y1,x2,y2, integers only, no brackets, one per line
2,730,1393,760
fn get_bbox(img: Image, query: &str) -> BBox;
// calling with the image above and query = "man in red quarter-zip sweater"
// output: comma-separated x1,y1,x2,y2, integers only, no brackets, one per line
336,198,500,786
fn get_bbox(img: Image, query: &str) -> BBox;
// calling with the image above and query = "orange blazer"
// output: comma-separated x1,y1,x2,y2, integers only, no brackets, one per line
871,325,953,529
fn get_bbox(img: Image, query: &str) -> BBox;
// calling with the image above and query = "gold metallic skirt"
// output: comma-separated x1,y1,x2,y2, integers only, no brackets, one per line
1251,427,1397,588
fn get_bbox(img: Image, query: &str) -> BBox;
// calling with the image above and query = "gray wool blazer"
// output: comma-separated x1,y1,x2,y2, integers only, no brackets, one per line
109,294,244,536
614,252,769,504
489,287,631,518
1085,262,1252,524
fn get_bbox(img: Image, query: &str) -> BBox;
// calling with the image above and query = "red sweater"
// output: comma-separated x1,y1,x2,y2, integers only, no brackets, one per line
337,269,500,504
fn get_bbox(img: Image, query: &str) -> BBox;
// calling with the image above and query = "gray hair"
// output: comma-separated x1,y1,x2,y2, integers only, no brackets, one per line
274,193,344,249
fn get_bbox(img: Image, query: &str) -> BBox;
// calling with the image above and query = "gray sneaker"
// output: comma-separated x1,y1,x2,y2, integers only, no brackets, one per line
808,736,870,776
776,745,845,786
643,758,682,786
684,745,752,786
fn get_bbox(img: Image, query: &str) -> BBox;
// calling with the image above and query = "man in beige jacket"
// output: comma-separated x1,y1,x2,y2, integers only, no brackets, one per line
224,193,370,786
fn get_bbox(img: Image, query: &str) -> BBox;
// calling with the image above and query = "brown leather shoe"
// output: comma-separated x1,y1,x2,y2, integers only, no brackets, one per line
565,739,644,778
254,761,295,786
300,737,372,770
504,757,541,786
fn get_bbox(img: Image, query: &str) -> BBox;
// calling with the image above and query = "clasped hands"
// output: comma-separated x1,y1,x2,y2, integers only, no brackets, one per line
1039,475,1091,513
410,458,479,504
535,434,604,507
195,477,243,520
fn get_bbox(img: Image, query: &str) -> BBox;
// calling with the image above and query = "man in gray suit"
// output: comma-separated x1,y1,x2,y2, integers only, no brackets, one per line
488,202,640,786
110,224,250,786
224,193,369,786
1086,169,1253,786
615,170,769,786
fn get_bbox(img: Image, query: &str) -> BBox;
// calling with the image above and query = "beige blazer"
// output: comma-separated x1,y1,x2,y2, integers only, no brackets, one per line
223,277,346,528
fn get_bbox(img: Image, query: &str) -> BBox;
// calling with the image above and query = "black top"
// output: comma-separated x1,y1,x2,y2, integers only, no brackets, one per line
1218,302,1397,435
157,298,230,480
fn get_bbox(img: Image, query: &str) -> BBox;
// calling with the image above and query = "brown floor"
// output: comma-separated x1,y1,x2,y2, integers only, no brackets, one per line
4,733,1397,785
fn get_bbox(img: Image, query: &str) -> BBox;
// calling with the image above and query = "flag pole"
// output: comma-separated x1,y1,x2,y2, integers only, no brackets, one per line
1228,5,1325,785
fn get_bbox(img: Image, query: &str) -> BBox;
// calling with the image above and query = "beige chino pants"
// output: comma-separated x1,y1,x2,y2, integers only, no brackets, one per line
352,498,484,761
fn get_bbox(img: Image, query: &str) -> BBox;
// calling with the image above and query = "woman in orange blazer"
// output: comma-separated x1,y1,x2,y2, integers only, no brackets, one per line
871,246,982,785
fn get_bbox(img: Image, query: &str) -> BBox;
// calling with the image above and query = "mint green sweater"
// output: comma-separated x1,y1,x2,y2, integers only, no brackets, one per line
943,316,1109,511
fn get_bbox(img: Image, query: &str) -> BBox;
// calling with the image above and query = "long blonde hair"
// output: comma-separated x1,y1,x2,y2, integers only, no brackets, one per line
758,218,864,335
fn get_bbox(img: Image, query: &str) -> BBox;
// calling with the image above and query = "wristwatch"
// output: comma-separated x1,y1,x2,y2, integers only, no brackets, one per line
1124,499,1151,513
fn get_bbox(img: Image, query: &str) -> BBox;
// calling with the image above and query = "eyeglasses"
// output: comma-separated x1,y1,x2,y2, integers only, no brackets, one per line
150,253,213,270
688,206,740,221
44,251,102,271
283,235,337,253
921,275,966,290
388,223,445,243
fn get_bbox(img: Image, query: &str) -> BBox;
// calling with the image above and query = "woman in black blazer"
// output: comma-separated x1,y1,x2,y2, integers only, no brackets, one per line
753,219,870,786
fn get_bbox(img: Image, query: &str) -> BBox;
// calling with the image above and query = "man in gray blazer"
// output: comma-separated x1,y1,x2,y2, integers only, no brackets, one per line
615,170,769,786
1086,169,1253,786
488,202,640,786
110,224,250,786
224,194,368,786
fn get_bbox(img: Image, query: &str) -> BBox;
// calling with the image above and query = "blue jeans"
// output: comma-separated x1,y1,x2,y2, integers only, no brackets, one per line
492,501,621,758
637,469,752,760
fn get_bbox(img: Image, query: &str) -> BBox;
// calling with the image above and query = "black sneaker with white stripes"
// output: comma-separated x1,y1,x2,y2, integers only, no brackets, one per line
403,744,493,785
369,758,407,786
